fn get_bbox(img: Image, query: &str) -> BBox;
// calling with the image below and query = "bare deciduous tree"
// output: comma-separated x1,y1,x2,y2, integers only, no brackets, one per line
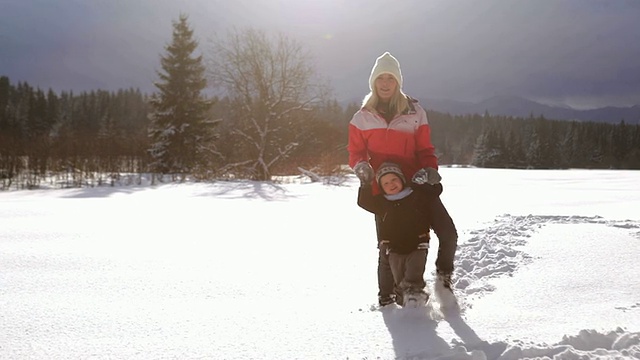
206,28,329,180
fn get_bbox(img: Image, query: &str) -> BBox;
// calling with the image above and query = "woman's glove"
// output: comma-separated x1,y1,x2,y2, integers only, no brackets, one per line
353,161,374,185
412,167,442,185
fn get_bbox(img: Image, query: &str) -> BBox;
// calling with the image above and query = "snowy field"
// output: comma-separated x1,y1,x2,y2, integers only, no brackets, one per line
1,167,639,359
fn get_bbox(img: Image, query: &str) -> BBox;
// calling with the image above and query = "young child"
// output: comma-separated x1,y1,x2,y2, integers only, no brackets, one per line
357,161,441,307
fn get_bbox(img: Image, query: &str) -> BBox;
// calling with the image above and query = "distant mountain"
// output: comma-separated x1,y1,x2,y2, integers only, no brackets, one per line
421,96,640,124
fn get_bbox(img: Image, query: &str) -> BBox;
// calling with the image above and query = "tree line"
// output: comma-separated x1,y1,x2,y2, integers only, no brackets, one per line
428,111,640,170
1,15,639,190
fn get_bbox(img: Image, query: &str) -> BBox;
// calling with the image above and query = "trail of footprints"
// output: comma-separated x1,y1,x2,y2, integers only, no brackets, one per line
451,214,640,307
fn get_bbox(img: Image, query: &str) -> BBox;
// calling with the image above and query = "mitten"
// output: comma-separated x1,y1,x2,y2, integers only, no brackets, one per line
412,167,442,185
353,161,374,185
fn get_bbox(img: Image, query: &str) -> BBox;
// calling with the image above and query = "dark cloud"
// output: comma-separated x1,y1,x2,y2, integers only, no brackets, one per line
1,0,639,108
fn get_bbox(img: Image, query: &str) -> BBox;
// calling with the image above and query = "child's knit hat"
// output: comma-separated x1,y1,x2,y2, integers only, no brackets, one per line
376,162,406,186
369,52,403,91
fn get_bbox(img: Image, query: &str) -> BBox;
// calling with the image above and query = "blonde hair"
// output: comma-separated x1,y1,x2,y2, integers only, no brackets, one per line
361,86,409,117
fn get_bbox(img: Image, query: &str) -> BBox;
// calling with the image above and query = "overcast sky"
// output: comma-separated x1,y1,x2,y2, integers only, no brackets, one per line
1,0,639,109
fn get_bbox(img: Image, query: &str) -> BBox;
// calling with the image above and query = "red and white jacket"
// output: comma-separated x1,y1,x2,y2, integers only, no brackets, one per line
348,99,438,195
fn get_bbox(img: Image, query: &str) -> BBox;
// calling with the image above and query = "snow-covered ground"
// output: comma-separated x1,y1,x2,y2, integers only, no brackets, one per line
1,168,639,359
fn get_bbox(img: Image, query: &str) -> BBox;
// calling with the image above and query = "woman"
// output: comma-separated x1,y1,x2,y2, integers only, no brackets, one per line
347,52,458,307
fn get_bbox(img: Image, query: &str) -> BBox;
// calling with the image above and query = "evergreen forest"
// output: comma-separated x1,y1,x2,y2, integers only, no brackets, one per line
1,15,639,190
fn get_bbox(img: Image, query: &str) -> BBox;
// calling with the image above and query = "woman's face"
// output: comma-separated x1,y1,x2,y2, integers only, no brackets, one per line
380,173,404,195
375,74,397,101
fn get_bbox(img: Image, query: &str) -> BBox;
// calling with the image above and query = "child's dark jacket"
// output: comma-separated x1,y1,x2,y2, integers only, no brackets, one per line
357,184,443,254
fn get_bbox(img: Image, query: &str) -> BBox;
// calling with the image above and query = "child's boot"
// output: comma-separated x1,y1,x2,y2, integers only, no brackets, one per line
403,288,429,308
378,294,396,307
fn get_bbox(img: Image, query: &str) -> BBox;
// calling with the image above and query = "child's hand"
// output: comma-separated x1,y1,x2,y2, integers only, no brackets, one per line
412,167,441,185
354,161,374,185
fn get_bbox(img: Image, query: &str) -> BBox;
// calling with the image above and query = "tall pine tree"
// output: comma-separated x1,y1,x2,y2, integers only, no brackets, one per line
148,14,216,177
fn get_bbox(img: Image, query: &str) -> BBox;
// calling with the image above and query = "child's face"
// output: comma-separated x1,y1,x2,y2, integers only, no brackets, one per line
380,173,404,195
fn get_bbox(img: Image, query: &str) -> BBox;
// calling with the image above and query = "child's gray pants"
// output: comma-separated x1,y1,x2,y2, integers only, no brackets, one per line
389,249,427,301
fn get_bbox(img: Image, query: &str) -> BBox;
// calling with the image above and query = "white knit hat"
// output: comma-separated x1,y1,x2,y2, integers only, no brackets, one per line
368,52,403,91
